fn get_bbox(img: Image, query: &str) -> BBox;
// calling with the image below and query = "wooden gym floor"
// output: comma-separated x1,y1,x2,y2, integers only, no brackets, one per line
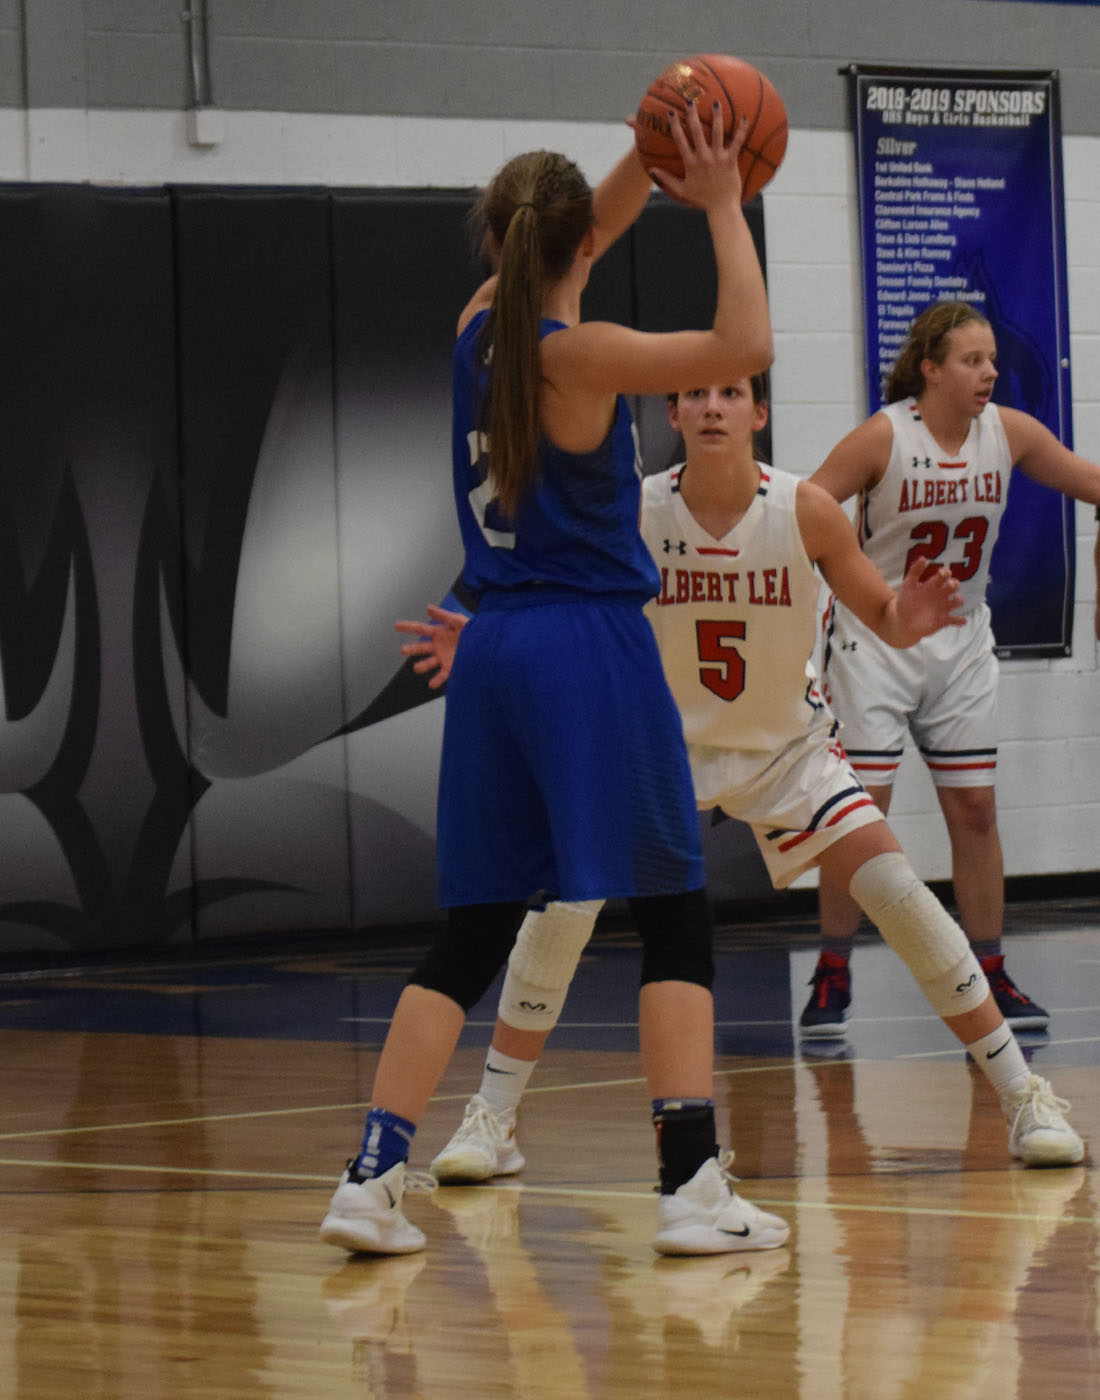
0,899,1096,1398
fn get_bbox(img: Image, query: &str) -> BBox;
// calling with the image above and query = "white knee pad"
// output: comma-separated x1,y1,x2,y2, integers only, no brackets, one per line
849,852,987,1018
498,900,602,1032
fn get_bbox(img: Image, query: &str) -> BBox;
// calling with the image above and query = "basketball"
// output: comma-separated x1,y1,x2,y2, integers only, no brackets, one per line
634,54,788,203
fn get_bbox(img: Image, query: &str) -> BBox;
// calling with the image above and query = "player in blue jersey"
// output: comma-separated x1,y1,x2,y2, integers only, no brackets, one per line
321,102,786,1257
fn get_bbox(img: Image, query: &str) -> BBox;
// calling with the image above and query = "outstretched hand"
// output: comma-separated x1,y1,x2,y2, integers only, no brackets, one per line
644,103,748,208
394,605,470,689
896,557,965,640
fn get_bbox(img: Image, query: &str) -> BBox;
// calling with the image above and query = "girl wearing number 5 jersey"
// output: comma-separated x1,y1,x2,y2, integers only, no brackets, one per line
806,300,1100,1040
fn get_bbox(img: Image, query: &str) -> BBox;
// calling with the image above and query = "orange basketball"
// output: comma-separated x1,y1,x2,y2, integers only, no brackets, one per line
634,54,788,203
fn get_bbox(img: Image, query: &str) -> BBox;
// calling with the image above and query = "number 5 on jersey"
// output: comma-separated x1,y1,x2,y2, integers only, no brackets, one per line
696,619,747,701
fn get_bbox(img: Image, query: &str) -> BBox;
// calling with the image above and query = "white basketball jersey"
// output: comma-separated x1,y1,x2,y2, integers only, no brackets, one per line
857,398,1011,609
642,464,827,753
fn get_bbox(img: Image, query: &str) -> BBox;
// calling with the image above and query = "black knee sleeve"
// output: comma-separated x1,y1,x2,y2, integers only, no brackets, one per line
409,902,525,1011
630,888,714,989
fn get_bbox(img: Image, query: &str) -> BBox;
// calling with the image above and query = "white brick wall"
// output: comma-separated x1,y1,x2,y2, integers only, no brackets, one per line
3,109,1097,884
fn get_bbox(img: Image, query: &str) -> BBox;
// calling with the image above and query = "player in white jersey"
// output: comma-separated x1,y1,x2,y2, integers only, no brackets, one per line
808,301,1100,1039
642,438,888,889
406,376,1084,1215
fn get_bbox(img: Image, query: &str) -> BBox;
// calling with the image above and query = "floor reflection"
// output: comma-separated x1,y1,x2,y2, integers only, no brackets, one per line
0,912,1095,1397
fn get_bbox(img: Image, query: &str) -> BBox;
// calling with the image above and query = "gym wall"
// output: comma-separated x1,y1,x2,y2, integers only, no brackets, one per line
0,2,1097,952
0,181,770,955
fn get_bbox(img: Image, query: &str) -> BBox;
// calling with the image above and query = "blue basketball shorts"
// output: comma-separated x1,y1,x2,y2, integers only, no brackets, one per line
437,596,704,906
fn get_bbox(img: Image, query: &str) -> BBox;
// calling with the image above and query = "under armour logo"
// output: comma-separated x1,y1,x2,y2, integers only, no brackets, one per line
840,640,858,652
662,539,687,555
911,455,934,470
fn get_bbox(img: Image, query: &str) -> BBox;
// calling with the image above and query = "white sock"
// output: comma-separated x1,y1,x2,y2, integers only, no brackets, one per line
966,1026,1031,1106
478,1048,536,1116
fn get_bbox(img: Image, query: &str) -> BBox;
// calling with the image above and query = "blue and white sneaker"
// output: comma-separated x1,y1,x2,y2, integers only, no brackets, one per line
320,1160,435,1255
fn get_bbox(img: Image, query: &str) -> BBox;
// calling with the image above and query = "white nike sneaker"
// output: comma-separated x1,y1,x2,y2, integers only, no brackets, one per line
653,1154,790,1256
319,1160,434,1254
430,1095,526,1183
1005,1075,1085,1167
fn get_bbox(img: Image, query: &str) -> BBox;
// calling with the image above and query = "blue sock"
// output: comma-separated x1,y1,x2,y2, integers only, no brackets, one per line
652,1097,715,1117
352,1106,417,1181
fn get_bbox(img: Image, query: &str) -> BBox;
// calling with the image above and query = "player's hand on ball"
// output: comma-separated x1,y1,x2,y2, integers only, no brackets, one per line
652,105,748,208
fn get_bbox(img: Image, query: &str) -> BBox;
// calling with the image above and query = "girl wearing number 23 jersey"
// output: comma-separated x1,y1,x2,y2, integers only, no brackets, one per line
810,300,1100,1039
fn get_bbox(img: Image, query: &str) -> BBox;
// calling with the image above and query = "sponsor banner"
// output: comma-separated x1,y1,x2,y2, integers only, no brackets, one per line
849,66,1075,656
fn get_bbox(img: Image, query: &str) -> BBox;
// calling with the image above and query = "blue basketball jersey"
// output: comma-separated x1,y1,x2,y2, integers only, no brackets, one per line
451,309,659,601
440,309,702,906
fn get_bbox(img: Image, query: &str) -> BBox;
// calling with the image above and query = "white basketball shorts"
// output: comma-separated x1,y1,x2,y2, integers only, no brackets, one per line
822,601,999,790
689,720,886,889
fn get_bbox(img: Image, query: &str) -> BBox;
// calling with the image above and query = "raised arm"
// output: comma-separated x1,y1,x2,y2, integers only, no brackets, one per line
457,143,652,339
796,480,963,647
810,411,894,505
543,106,773,398
1002,407,1100,504
590,146,656,262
